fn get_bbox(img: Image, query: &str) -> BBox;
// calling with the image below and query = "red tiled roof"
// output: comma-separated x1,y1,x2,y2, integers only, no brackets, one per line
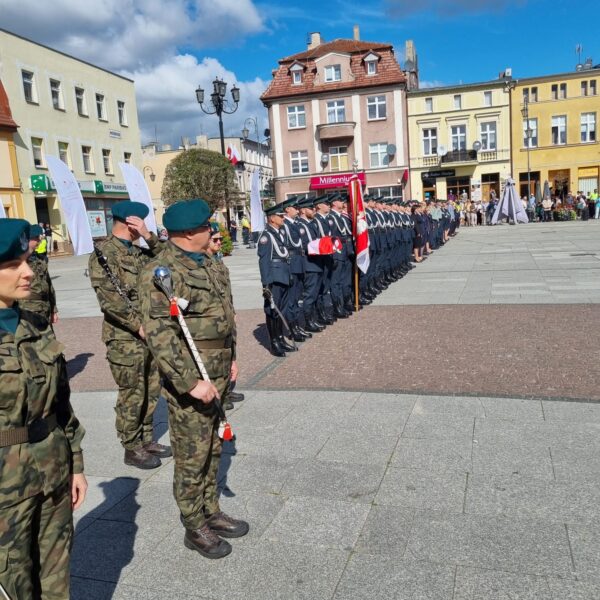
261,39,405,102
0,81,17,130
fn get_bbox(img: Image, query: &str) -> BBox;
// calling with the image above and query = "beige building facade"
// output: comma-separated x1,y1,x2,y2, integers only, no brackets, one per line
261,31,416,202
408,78,513,202
0,28,142,245
0,79,24,217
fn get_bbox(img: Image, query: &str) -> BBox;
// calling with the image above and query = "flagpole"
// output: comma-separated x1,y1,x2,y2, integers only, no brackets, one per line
350,167,360,313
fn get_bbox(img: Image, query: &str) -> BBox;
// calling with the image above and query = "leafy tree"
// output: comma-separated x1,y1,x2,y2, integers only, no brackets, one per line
161,148,237,213
219,224,233,256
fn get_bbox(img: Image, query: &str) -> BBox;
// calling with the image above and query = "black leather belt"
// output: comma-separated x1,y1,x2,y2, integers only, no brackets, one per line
0,414,58,447
272,258,290,263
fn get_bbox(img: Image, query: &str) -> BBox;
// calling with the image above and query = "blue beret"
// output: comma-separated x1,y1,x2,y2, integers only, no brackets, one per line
29,224,44,239
0,219,30,264
112,201,149,221
163,199,211,232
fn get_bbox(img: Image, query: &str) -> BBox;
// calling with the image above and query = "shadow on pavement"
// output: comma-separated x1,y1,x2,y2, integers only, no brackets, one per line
252,322,270,351
217,439,237,498
67,352,94,378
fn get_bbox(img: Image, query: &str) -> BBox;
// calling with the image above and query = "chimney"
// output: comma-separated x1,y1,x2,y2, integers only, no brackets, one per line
308,32,322,49
353,25,360,41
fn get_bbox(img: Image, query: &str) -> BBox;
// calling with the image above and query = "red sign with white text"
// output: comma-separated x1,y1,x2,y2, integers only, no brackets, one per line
310,171,366,189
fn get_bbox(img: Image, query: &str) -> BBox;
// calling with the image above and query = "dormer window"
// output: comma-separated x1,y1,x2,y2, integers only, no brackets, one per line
290,62,304,85
324,65,342,82
363,52,380,76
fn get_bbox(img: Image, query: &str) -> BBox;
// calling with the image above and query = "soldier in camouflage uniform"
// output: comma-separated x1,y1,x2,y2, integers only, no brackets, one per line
19,223,58,324
139,199,249,560
0,218,87,599
89,201,171,470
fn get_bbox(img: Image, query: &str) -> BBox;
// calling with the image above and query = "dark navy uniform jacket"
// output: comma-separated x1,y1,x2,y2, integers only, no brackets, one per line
297,217,323,273
282,217,305,275
257,225,291,286
329,210,349,261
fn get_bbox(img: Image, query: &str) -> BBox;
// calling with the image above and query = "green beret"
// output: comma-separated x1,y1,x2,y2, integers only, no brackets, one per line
0,219,30,264
163,199,211,232
210,222,220,234
112,201,149,221
29,224,44,239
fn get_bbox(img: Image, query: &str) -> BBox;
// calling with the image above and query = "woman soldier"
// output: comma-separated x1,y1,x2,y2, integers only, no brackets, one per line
0,218,87,599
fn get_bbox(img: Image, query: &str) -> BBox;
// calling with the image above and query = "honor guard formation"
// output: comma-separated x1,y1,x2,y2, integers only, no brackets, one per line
258,193,460,356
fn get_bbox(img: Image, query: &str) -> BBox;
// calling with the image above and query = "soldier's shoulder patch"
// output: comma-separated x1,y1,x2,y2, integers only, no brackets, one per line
259,236,268,245
299,227,305,234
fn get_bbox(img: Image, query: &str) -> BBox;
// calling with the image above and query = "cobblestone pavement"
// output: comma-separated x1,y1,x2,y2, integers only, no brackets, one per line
54,223,600,599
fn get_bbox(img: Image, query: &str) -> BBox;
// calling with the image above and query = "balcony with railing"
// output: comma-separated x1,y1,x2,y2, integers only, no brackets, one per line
441,149,477,165
477,148,510,163
316,122,356,140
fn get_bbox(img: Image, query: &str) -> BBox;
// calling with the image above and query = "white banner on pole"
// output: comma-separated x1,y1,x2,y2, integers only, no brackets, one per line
0,203,6,218
46,156,94,255
250,169,265,233
118,162,157,235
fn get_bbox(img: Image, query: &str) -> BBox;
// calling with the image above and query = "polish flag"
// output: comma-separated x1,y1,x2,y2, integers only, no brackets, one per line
348,175,370,273
307,236,342,255
226,144,241,165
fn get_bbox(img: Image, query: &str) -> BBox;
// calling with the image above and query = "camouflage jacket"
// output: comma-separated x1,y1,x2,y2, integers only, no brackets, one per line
89,233,162,343
19,254,56,321
0,309,85,509
139,242,236,396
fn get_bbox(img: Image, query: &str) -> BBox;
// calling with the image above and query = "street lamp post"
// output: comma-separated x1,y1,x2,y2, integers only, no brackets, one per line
503,77,516,177
521,96,533,199
195,78,240,230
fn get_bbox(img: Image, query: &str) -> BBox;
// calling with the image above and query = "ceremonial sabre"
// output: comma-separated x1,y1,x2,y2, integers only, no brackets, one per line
153,266,234,441
262,286,297,351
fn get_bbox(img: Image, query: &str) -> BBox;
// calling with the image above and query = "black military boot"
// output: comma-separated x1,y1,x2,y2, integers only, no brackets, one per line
184,524,232,559
317,305,334,325
312,308,327,329
266,316,286,357
206,511,250,538
228,390,245,403
276,318,297,352
303,312,323,333
359,293,372,305
333,300,350,319
289,321,307,342
297,321,313,337
344,298,355,314
143,441,172,458
124,447,161,469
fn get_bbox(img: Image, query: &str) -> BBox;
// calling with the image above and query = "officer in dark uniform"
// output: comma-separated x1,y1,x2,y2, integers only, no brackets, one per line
312,195,334,325
327,192,351,318
257,205,295,357
340,197,356,312
280,196,311,342
296,197,325,332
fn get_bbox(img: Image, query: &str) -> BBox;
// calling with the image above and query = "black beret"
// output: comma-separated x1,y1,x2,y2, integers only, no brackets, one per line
0,219,30,264
163,199,211,232
112,201,149,221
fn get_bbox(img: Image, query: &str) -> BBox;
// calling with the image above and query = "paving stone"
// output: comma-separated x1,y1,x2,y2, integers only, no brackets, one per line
479,397,544,421
233,428,332,460
401,413,475,440
406,511,573,577
316,432,398,465
551,447,600,483
542,401,600,424
547,577,600,599
391,437,473,473
453,567,552,599
376,467,467,513
221,455,300,495
472,441,554,479
332,554,456,600
566,524,600,580
354,505,415,555
281,459,386,503
412,395,487,418
351,392,417,414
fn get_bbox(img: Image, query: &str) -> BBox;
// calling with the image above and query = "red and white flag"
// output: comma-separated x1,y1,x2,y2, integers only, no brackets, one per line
226,144,241,165
307,236,342,255
348,175,370,273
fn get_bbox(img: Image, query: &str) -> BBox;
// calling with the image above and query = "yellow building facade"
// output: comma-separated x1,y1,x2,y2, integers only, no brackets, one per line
0,80,24,217
408,80,512,202
512,68,600,199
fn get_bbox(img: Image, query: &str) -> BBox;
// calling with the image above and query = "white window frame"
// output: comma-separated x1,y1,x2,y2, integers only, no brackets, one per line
453,94,462,110
483,91,492,107
367,95,386,120
523,118,538,148
369,142,389,168
480,121,497,150
31,137,45,168
450,125,466,151
531,87,538,102
581,112,596,143
559,83,567,99
117,100,128,126
329,146,348,171
50,79,64,110
326,99,346,124
96,93,107,121
422,128,437,156
102,148,113,175
290,150,309,174
82,145,94,173
591,80,597,95
287,105,306,129
21,70,37,103
581,81,588,97
425,97,433,113
366,60,377,75
123,152,132,164
75,87,88,116
324,64,342,83
292,70,302,84
58,141,71,168
551,115,567,145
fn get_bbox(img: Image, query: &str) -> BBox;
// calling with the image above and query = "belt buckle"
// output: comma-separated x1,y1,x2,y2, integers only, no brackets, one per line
28,418,49,443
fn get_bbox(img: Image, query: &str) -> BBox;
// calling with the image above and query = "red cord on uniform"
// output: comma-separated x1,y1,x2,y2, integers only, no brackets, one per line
170,299,179,317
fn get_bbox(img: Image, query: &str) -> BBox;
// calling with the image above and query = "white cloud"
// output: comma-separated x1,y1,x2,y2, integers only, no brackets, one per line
0,0,267,145
419,80,447,88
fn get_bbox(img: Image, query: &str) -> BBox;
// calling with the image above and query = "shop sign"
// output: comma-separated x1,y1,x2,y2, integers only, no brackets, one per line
79,180,96,193
30,174,56,192
310,171,366,189
421,169,455,180
87,210,107,237
94,180,128,194
578,167,598,178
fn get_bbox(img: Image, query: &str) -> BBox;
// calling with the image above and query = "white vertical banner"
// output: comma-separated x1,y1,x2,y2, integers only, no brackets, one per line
250,169,265,233
0,203,6,218
118,162,157,235
46,156,94,255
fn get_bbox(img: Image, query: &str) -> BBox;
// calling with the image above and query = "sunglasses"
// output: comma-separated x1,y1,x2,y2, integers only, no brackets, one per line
212,236,223,242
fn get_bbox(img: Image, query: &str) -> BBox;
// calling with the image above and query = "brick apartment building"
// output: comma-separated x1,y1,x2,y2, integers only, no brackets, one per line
261,28,417,202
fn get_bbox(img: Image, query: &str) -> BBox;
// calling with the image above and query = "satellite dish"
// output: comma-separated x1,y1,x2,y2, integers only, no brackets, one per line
472,140,482,152
437,144,448,157
386,143,397,156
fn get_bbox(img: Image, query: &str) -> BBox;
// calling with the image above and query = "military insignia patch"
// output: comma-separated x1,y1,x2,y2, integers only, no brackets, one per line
299,227,305,234
259,236,268,244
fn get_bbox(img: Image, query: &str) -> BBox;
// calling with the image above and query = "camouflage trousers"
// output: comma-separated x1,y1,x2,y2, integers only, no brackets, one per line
106,338,160,449
163,347,231,531
0,481,72,600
